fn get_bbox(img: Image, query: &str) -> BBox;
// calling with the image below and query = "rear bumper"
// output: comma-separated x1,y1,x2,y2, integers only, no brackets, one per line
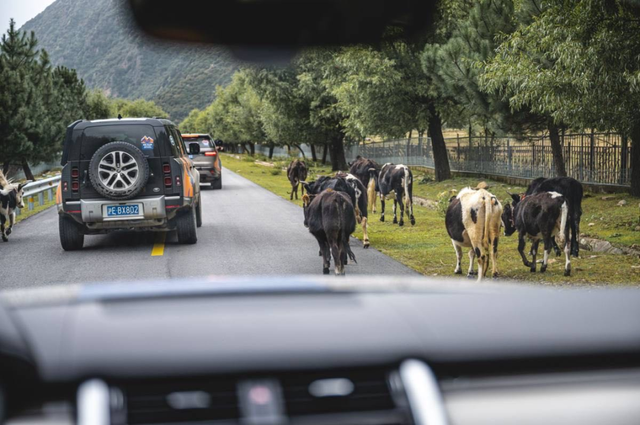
58,195,189,231
197,167,221,182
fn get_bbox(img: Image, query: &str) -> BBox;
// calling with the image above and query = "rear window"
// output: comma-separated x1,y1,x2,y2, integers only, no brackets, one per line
81,125,159,158
182,136,213,150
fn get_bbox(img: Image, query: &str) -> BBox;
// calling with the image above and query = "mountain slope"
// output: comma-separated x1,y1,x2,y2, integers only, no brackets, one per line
21,0,237,121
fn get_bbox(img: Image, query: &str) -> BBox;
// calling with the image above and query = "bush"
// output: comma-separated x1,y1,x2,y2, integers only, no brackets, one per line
435,190,456,217
418,174,433,184
270,168,282,176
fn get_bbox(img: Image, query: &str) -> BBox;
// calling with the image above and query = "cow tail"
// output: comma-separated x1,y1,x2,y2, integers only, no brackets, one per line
483,194,493,250
367,177,376,213
560,201,569,247
403,167,411,207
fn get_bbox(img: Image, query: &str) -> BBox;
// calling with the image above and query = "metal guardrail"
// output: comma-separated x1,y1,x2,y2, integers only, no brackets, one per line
15,175,61,216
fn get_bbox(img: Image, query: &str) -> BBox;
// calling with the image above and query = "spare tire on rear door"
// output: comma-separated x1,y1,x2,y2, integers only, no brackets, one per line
88,141,150,200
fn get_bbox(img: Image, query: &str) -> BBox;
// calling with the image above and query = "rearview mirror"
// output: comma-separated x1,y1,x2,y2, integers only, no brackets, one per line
126,0,436,48
188,143,200,155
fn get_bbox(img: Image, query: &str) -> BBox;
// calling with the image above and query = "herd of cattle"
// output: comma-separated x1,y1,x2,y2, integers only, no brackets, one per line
288,156,583,278
0,171,27,243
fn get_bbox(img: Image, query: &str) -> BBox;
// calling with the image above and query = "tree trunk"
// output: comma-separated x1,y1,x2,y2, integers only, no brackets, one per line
296,144,306,159
310,144,317,162
330,133,348,171
268,143,275,159
428,105,451,181
242,144,251,155
548,121,567,177
630,122,640,197
322,144,328,164
21,158,35,181
249,143,255,155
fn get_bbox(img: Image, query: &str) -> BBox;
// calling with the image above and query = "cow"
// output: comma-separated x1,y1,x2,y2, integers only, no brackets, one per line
287,159,308,200
377,163,415,226
0,172,26,242
446,188,503,280
525,177,583,257
348,156,380,213
336,172,370,248
302,174,370,248
302,189,357,275
502,191,571,276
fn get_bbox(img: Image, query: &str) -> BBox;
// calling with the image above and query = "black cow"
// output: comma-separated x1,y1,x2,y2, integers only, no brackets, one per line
349,156,380,213
287,159,308,200
303,175,370,247
302,189,357,275
0,182,26,242
525,177,583,257
378,163,415,226
502,191,571,276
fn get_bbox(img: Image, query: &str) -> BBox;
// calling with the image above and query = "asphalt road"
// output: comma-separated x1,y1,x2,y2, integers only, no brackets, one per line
0,168,416,289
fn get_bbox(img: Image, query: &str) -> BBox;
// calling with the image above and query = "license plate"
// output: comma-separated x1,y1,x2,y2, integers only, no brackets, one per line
105,204,142,218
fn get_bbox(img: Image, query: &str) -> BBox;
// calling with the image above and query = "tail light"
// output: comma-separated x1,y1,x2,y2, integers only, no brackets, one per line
204,151,217,157
71,181,79,191
162,163,171,174
175,176,182,186
71,167,79,192
164,177,172,187
71,168,79,178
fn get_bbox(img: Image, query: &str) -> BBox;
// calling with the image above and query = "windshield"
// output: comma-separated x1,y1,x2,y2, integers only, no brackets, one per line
0,0,639,292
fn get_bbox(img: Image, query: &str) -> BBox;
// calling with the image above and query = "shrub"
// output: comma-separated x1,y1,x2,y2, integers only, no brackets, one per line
270,168,282,176
435,190,456,217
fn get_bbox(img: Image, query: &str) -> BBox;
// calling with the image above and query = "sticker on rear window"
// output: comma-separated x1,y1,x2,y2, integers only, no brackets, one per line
169,135,175,146
202,139,209,146
141,136,154,150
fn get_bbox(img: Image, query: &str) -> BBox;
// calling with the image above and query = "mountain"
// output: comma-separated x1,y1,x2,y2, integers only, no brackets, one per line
21,0,238,122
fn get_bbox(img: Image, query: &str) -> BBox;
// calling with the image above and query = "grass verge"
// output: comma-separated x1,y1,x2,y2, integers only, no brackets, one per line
222,153,640,286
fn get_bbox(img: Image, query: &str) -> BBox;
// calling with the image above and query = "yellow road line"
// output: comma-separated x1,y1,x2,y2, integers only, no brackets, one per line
151,233,166,256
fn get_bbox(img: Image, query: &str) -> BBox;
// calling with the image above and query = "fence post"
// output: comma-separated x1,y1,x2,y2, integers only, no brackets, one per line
38,192,44,207
507,138,512,173
621,135,628,185
589,130,595,182
456,134,460,162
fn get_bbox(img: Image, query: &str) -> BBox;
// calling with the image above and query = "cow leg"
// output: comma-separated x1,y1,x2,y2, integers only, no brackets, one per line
362,217,370,248
320,240,331,275
540,237,553,273
396,192,405,227
473,247,485,282
452,241,463,274
552,237,561,257
0,217,6,243
392,198,396,221
467,249,477,277
7,211,15,236
379,194,385,222
488,237,499,278
530,239,540,273
518,233,531,268
571,211,581,257
294,183,299,200
564,237,572,277
290,183,295,200
330,241,344,276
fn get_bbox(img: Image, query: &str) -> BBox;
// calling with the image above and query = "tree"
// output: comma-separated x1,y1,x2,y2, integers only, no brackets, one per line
85,90,114,120
481,0,640,195
179,108,204,133
114,98,168,119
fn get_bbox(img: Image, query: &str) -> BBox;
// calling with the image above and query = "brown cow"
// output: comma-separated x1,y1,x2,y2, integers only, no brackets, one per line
287,159,308,200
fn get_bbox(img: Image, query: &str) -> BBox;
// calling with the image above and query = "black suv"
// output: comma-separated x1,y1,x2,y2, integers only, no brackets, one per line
56,118,202,250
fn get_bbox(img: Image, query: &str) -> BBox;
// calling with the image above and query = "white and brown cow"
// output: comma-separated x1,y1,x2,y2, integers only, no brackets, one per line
0,172,27,242
349,156,380,213
445,188,503,280
378,163,415,226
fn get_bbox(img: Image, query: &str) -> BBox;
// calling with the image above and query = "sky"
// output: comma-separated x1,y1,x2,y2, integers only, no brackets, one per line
0,0,56,35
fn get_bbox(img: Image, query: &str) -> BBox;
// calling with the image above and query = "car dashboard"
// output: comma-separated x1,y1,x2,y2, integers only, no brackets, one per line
1,277,640,425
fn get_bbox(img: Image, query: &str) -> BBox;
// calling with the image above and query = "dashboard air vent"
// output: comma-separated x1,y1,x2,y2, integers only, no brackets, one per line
124,378,239,424
280,368,411,424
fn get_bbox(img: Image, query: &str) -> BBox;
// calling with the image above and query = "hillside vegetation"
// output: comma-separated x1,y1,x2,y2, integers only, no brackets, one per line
21,0,237,121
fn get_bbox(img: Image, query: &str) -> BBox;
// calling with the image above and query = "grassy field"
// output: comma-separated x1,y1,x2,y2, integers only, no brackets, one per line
222,153,640,286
